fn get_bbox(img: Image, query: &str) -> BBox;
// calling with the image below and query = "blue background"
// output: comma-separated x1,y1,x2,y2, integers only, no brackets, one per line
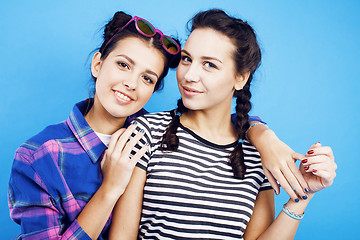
1,0,359,239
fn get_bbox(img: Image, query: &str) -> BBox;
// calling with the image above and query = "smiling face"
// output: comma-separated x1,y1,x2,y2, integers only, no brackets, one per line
91,36,165,122
176,28,248,113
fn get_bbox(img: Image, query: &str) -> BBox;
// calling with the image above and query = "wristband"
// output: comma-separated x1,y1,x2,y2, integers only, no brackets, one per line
282,204,304,220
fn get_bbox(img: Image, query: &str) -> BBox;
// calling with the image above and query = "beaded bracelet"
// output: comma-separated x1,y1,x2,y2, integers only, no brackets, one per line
282,204,304,220
245,122,267,140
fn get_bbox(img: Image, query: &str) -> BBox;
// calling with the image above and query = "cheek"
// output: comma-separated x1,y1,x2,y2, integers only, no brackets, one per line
176,65,186,82
139,86,155,102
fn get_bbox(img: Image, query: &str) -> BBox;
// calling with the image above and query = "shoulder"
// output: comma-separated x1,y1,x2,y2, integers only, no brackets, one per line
15,121,71,163
135,111,173,131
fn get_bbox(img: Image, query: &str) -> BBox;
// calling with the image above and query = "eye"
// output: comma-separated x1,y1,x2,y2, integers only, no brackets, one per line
204,61,217,69
117,61,130,69
143,75,155,84
181,55,192,63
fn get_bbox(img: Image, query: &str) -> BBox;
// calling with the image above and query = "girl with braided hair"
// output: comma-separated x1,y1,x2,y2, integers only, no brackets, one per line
110,9,336,239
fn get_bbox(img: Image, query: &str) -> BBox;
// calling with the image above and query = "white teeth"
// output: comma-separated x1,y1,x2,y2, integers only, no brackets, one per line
115,91,131,101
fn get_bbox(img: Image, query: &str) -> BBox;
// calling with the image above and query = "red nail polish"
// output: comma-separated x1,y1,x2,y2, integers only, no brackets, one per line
307,150,314,154
313,169,317,173
304,166,309,170
302,159,308,164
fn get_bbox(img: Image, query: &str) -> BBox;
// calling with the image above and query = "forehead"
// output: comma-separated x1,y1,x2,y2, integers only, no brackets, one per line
109,36,165,73
184,28,236,60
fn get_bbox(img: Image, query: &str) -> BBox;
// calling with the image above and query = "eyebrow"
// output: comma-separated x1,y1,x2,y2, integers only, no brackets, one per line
181,50,223,64
116,54,135,65
115,54,159,79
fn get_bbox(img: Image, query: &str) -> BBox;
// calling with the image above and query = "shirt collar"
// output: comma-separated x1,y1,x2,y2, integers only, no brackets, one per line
65,98,149,163
66,99,106,163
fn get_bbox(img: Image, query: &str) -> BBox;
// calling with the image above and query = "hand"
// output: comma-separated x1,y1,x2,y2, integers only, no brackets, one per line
257,130,309,201
100,122,149,199
300,142,337,193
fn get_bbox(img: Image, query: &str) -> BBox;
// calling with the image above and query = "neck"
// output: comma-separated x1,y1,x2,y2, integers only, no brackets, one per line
180,107,237,145
85,97,126,135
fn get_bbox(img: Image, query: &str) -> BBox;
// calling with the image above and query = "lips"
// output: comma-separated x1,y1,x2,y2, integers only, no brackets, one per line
113,90,134,103
182,85,203,97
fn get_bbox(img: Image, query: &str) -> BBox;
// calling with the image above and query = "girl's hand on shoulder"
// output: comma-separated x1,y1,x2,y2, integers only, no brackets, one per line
100,122,149,199
300,142,337,193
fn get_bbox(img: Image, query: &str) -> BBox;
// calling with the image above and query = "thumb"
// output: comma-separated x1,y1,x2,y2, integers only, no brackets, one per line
101,151,107,170
291,152,305,162
309,142,322,150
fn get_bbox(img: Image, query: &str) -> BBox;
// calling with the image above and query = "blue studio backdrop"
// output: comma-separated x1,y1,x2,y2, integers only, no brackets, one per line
1,0,359,239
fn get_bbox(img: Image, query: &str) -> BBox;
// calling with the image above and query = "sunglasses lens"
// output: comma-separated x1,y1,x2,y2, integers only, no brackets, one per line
162,37,179,54
137,20,155,36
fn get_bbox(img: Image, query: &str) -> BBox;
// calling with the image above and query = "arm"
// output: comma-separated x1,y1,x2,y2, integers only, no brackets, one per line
109,167,147,239
244,143,336,240
78,123,148,238
9,152,92,240
247,121,309,201
109,118,152,239
8,124,147,240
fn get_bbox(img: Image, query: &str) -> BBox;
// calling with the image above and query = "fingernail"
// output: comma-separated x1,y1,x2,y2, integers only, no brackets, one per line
305,188,309,193
302,159,308,164
146,142,150,146
307,150,314,154
302,195,308,200
295,198,300,203
313,169,317,173
304,166,309,170
140,129,145,133
132,121,138,125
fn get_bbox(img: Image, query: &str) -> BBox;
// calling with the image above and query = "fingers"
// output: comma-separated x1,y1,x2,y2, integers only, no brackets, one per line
270,169,299,201
290,152,309,192
107,128,127,154
301,154,336,188
120,127,146,158
280,166,308,201
263,168,280,195
306,144,334,161
110,123,139,157
130,142,150,166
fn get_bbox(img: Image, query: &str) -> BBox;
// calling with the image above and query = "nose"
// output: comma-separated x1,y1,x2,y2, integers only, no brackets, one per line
184,63,200,83
123,75,138,90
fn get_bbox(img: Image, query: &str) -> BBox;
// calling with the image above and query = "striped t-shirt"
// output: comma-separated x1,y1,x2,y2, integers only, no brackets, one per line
134,111,271,240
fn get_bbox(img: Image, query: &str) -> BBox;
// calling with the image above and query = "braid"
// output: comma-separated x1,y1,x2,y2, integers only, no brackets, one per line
182,9,262,179
229,79,252,179
160,99,188,151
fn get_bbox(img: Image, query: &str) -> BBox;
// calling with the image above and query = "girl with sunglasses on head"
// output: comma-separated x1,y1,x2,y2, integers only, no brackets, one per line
109,9,336,240
7,11,181,240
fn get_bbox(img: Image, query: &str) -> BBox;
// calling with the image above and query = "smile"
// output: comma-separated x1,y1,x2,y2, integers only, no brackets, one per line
183,86,203,97
113,90,133,103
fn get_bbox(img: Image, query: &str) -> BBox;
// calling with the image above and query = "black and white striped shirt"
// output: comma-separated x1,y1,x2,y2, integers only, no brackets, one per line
135,111,271,240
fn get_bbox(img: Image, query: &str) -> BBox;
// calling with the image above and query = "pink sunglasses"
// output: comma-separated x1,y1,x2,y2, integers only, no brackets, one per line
104,16,180,55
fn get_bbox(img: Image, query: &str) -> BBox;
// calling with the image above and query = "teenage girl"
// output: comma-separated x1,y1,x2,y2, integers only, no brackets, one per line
109,9,336,240
8,11,181,239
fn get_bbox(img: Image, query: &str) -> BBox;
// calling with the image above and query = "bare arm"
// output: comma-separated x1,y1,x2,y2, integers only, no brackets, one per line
247,121,309,201
244,143,336,240
109,166,146,239
78,123,148,239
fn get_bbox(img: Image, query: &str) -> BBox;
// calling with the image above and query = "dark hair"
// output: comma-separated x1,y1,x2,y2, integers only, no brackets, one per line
160,9,262,179
92,11,181,92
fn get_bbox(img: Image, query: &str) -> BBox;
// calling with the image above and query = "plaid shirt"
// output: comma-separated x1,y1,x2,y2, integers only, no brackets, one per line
7,99,146,240
8,98,263,239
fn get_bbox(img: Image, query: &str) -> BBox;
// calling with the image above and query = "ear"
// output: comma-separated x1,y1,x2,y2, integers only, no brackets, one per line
91,52,102,78
234,71,250,91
